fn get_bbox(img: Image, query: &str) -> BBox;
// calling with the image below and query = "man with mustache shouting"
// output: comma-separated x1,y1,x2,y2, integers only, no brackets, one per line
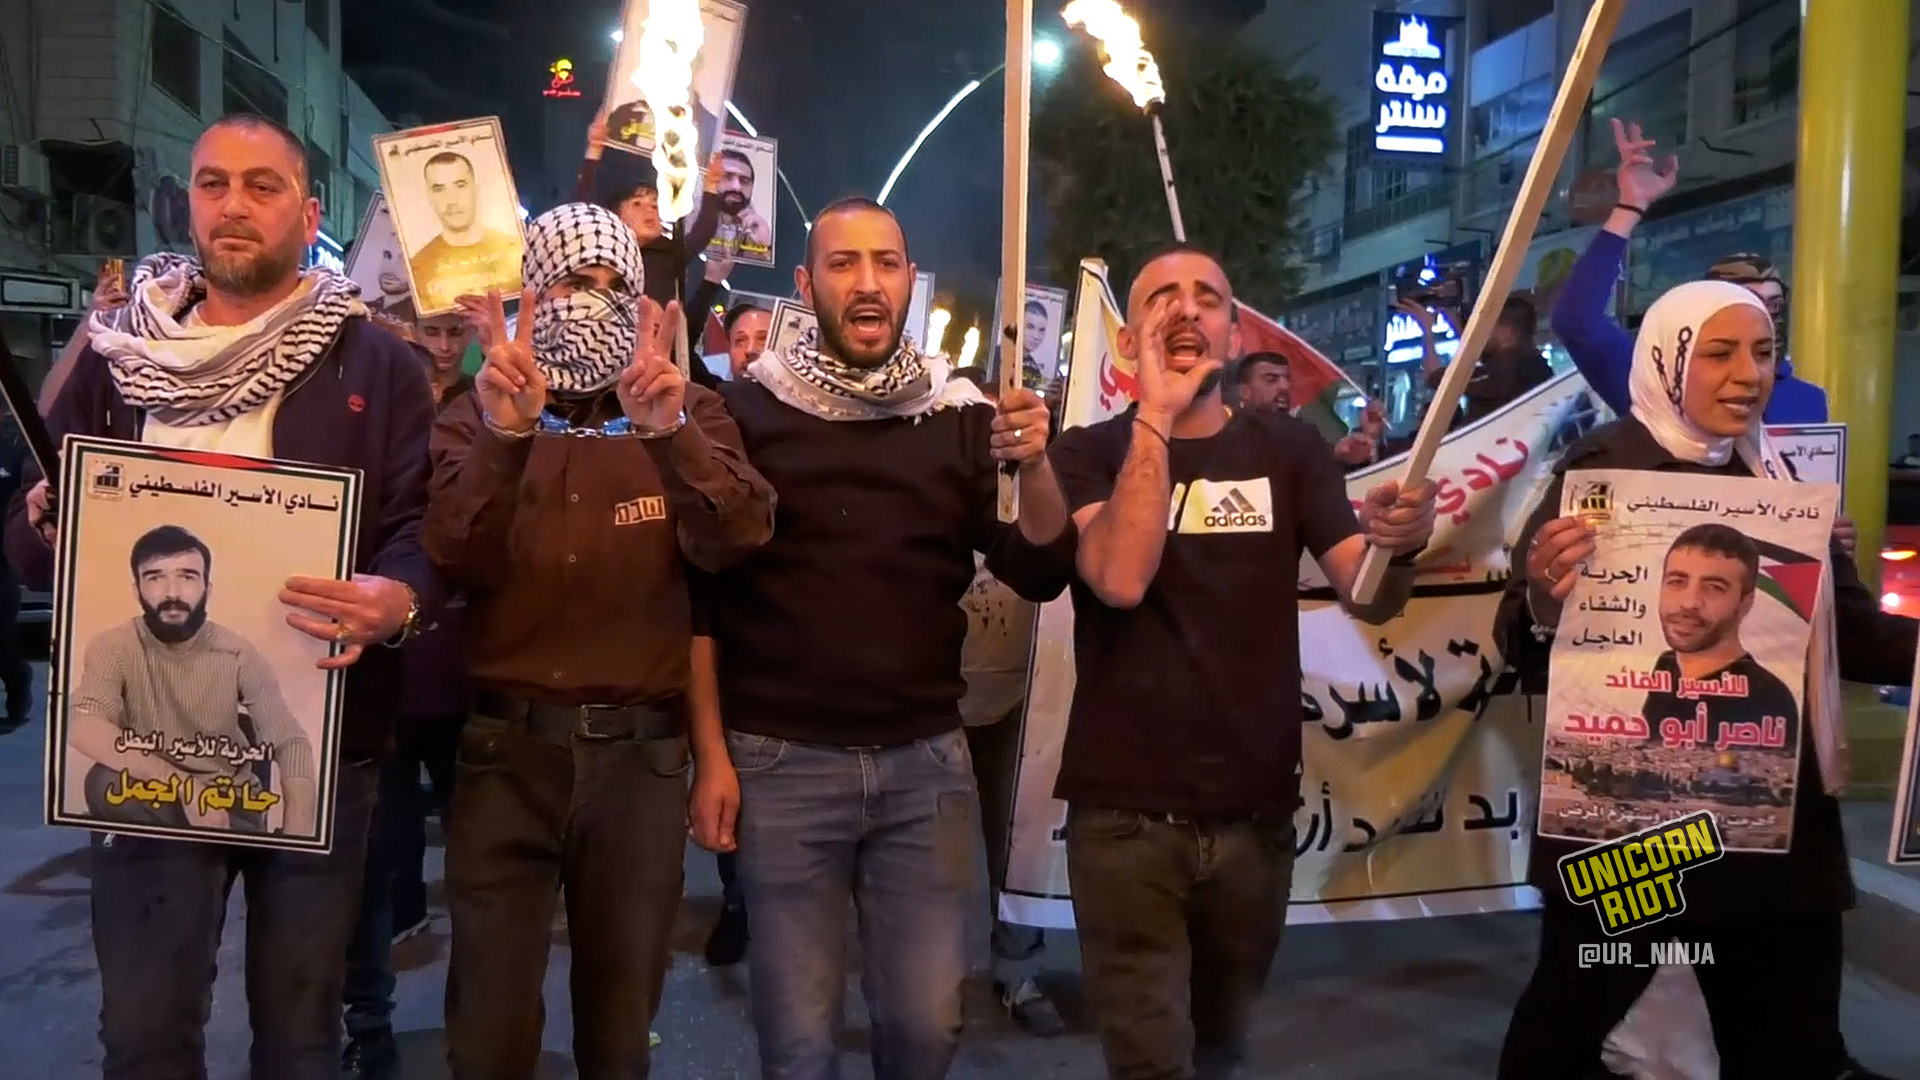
5,112,439,1080
1045,245,1438,1080
703,196,1077,1080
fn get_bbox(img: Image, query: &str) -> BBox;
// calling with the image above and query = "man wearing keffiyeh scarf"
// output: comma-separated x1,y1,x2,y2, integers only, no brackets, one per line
5,112,439,1080
704,197,1079,1080
1495,280,1916,1080
421,202,774,1080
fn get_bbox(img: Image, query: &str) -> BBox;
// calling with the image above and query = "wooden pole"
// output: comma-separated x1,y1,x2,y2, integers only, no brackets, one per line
997,0,1035,523
1349,0,1629,606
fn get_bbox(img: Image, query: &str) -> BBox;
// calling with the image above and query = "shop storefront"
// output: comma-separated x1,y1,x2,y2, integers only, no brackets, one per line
1626,186,1793,317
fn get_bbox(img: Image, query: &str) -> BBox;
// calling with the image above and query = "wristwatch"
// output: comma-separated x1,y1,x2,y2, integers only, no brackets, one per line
638,409,688,440
381,583,424,648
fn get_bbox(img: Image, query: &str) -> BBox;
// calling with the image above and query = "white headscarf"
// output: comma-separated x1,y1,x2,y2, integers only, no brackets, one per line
1628,278,1845,793
1627,279,1786,480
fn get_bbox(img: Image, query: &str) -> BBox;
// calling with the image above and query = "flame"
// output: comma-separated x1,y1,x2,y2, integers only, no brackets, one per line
1061,0,1165,111
926,306,952,356
630,0,705,221
957,325,981,368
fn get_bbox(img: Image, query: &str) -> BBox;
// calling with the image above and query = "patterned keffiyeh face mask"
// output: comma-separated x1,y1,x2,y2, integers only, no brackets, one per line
520,203,645,396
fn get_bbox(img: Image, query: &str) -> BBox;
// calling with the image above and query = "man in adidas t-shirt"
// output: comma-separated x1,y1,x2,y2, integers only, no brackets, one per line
1046,245,1436,1080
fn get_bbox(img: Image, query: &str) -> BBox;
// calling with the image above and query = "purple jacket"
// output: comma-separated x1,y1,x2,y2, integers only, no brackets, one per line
4,315,440,762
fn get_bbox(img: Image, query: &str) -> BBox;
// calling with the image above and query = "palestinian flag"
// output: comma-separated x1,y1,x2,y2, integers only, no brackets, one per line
702,308,728,357
1751,537,1823,621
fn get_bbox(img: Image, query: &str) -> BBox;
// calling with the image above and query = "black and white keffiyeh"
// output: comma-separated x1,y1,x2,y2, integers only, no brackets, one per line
87,251,364,427
748,325,984,421
523,202,645,396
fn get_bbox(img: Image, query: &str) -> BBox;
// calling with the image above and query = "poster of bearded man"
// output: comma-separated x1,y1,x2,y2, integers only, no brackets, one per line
45,438,361,853
704,132,776,267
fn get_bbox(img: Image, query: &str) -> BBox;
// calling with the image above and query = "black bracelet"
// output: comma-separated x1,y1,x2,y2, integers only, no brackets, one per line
1133,417,1169,447
1388,545,1425,568
1614,202,1646,217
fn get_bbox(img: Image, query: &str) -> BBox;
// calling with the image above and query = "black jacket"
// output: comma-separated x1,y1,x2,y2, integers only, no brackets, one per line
1497,416,1916,918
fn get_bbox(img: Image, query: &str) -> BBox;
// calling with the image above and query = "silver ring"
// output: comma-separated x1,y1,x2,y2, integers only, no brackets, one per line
1015,427,1024,440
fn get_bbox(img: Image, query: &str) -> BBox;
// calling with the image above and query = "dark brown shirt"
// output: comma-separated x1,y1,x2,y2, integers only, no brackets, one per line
423,383,774,706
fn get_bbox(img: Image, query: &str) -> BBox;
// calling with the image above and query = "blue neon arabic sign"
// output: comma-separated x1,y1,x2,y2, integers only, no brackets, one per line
1371,14,1459,163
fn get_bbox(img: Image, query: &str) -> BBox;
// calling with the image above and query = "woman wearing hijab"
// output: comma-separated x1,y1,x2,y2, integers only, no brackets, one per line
1494,280,1915,1079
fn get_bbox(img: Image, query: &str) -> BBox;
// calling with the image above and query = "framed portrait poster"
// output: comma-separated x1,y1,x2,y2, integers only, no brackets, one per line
372,117,527,317
47,437,363,852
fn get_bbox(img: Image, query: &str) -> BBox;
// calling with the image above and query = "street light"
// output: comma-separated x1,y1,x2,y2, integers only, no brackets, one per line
876,36,1062,207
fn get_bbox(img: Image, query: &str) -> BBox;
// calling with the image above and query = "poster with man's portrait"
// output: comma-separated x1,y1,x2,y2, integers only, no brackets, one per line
343,193,415,321
1541,469,1839,853
767,298,817,358
373,117,526,317
604,0,747,167
989,282,1069,385
47,438,363,853
703,132,777,267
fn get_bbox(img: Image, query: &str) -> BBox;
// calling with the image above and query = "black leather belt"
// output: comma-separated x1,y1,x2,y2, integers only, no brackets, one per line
473,689,685,741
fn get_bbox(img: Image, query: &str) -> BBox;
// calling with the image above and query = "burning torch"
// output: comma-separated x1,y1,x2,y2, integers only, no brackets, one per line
1061,0,1185,242
631,0,705,223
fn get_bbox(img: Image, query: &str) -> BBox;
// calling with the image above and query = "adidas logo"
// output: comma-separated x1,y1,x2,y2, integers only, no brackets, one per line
1203,488,1269,529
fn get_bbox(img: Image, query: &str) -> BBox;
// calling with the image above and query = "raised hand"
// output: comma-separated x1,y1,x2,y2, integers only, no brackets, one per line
1612,118,1678,211
617,298,686,433
1133,296,1221,423
473,287,545,435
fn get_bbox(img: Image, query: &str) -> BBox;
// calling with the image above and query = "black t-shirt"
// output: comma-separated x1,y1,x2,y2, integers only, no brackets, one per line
1640,650,1801,754
1048,408,1360,816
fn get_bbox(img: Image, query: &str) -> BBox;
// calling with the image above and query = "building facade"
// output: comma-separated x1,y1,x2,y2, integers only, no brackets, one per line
0,0,393,384
1248,0,1920,433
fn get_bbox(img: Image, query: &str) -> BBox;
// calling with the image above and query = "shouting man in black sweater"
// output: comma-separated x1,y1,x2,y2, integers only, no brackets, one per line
704,197,1076,1080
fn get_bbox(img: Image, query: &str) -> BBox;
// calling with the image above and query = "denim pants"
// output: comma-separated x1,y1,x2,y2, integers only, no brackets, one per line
730,727,978,1080
90,758,379,1080
342,712,465,1044
1065,805,1295,1080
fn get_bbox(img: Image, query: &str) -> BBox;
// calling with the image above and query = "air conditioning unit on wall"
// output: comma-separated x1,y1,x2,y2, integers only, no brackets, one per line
1,143,50,194
69,195,135,256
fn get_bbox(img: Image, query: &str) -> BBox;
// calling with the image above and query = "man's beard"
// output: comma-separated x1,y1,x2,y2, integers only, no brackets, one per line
142,598,208,644
1194,366,1224,399
1664,611,1732,654
720,191,749,214
199,227,305,296
819,304,906,369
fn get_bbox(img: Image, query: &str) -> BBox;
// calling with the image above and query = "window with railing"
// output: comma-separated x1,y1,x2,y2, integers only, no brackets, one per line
1342,122,1447,238
306,0,331,49
222,32,287,124
1481,0,1555,47
149,4,200,114
1732,0,1798,127
1588,12,1691,151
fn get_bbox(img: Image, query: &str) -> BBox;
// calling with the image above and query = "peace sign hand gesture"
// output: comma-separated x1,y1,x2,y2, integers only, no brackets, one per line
1133,295,1221,426
618,297,686,434
473,286,546,435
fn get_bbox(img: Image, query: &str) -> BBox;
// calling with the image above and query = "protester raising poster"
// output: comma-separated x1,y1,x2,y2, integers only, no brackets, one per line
1001,259,1608,929
605,0,747,164
343,193,414,321
372,117,526,317
704,132,776,267
1541,470,1839,854
990,283,1069,384
46,438,361,853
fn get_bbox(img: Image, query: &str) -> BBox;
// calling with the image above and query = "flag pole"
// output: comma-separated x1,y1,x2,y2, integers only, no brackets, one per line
997,0,1035,524
1348,0,1629,607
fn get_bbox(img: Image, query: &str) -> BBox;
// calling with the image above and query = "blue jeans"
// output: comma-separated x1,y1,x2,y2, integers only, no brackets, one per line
90,758,379,1080
730,727,978,1080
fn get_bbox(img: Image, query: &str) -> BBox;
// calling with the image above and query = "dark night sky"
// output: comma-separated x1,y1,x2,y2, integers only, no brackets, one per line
342,0,1263,309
